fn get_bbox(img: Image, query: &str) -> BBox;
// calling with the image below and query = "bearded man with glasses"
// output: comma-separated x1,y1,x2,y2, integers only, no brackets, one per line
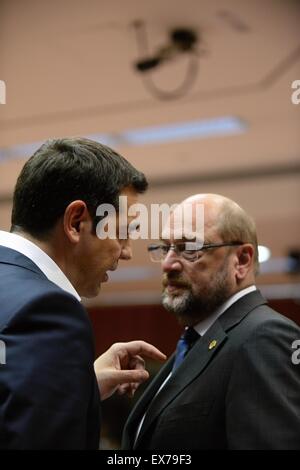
122,193,300,450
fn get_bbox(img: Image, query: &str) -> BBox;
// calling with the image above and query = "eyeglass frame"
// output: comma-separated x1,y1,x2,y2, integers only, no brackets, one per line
147,241,245,262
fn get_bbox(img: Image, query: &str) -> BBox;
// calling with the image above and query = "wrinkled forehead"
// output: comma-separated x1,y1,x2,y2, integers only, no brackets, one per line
161,202,206,242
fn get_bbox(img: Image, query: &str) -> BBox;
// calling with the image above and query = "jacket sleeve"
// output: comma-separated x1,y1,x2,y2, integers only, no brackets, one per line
226,317,300,449
0,290,100,449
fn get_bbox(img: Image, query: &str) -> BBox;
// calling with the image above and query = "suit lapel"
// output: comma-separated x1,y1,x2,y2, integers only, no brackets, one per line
134,320,227,448
131,290,267,448
122,357,174,448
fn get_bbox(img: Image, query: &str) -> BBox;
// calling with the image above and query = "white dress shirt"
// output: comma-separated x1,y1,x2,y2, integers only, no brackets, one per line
0,230,81,302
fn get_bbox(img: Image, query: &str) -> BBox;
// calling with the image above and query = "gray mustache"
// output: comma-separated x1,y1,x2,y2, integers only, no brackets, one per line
162,274,190,288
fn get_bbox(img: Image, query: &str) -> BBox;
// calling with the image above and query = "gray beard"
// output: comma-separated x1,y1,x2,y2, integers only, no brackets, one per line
162,290,195,316
162,266,232,322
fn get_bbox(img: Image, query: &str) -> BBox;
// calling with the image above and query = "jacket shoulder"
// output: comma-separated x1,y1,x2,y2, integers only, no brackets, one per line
241,303,300,334
0,262,86,332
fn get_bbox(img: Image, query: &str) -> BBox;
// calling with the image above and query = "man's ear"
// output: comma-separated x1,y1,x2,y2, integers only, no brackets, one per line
63,200,90,244
234,244,255,280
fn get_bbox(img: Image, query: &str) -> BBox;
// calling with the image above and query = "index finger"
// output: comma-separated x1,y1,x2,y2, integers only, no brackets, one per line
114,341,167,362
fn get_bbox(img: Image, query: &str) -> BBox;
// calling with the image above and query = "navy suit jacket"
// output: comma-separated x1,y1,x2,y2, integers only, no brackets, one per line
0,246,101,449
122,291,300,450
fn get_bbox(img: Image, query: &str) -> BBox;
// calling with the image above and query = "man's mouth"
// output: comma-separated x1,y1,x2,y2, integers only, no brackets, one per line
110,263,118,272
163,280,189,293
102,263,119,283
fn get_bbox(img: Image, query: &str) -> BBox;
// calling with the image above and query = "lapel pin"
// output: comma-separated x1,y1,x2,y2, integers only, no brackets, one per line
209,340,217,350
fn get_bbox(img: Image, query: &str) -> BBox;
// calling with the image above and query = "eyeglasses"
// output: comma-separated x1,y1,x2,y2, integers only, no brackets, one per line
148,241,244,262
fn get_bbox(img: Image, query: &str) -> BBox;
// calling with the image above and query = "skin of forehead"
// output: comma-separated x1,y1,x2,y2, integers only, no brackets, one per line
162,194,233,241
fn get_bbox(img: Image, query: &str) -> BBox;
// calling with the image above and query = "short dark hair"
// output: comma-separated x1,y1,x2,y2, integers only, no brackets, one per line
11,137,148,238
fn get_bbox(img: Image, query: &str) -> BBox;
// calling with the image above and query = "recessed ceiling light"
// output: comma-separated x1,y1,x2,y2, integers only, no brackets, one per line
258,245,271,263
0,116,246,162
121,116,246,145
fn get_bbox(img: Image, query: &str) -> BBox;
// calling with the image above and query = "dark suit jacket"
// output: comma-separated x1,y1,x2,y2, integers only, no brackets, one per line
0,246,101,449
122,291,300,450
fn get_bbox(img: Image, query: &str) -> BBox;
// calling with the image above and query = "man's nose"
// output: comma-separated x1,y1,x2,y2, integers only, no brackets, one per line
120,243,132,260
161,249,182,272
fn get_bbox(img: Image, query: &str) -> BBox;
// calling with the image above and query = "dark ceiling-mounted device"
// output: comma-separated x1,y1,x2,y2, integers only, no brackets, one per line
135,28,198,72
133,23,201,100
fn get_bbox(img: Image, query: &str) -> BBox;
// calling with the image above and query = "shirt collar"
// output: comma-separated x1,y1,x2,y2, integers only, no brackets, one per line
193,285,257,337
0,230,81,302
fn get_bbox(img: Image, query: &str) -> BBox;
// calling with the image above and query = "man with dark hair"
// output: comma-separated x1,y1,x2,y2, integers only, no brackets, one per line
123,193,300,450
0,137,165,449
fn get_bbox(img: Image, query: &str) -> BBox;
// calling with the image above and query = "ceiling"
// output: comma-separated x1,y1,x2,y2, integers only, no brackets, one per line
0,0,299,305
